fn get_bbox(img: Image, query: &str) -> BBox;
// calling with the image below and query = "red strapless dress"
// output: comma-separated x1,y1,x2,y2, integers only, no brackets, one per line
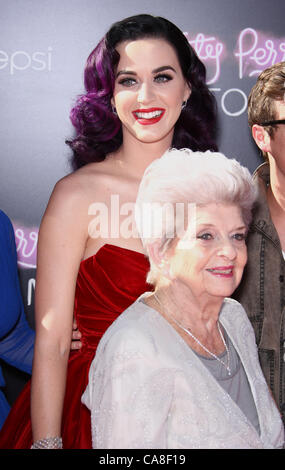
0,244,151,449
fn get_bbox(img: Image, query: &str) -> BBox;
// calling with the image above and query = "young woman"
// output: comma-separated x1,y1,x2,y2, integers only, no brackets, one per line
0,14,217,449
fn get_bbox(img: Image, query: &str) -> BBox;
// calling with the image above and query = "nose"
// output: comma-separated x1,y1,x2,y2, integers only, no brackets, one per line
137,82,155,104
217,238,237,260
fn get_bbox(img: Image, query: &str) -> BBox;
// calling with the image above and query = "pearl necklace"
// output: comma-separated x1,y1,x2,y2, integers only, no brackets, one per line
154,293,231,376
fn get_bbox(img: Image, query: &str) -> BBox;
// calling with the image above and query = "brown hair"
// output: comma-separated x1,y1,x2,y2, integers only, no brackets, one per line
248,61,285,137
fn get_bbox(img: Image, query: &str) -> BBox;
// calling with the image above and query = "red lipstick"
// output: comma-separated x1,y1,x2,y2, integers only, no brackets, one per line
132,108,165,125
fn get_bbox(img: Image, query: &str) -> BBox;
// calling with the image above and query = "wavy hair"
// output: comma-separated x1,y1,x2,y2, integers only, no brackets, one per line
67,14,218,169
135,148,256,285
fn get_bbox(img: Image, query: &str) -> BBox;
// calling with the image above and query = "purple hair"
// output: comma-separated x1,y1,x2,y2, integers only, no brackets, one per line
66,14,218,169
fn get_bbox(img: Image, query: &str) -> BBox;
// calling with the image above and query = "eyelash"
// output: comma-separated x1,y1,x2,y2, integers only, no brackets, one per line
154,73,173,83
197,233,213,241
233,233,246,241
118,78,136,87
197,233,246,241
118,74,173,87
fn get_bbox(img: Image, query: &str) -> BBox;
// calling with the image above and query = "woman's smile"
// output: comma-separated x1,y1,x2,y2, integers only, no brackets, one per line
206,265,234,278
171,203,248,301
113,38,191,145
132,108,165,125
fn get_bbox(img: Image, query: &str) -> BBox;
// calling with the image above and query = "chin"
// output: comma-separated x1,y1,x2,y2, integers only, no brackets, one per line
208,287,236,299
210,279,240,298
135,133,168,144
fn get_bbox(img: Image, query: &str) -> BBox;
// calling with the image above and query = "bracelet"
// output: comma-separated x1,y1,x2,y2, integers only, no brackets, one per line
31,436,63,449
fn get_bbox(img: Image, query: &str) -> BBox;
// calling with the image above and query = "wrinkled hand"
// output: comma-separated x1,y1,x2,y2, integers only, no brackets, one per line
71,318,82,350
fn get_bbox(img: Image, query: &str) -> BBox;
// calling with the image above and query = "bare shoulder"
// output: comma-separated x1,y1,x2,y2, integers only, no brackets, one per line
40,158,142,258
45,162,110,213
40,160,126,239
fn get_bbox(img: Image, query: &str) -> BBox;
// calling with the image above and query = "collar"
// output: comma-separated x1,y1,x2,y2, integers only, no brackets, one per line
251,162,281,247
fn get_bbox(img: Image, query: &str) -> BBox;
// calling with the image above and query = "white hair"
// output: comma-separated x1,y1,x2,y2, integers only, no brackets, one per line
135,148,257,285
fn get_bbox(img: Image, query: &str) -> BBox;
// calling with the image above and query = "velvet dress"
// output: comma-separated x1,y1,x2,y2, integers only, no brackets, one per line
0,244,150,448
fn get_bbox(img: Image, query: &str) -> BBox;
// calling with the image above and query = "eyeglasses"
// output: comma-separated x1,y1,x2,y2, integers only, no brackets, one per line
260,119,285,126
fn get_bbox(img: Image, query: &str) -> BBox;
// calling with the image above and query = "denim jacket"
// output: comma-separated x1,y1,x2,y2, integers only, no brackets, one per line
234,163,285,423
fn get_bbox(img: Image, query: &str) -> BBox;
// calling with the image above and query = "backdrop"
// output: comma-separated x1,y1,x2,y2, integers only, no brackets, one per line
1,0,285,403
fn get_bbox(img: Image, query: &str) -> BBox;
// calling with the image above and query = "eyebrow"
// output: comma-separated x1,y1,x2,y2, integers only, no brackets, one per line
197,224,247,231
116,65,176,78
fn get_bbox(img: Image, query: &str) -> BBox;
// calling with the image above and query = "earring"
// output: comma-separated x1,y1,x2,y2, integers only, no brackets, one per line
181,100,187,110
158,259,170,277
111,105,117,116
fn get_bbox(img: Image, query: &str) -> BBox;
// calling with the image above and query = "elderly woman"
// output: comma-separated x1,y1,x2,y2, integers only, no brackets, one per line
82,149,284,449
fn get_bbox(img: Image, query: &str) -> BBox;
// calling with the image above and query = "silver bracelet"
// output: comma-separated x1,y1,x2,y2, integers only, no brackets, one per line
31,436,63,449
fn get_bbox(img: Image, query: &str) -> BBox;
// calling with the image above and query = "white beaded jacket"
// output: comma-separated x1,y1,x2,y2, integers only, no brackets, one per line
82,296,284,449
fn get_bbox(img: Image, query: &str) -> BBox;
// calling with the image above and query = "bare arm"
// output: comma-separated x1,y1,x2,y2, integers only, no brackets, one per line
31,177,88,445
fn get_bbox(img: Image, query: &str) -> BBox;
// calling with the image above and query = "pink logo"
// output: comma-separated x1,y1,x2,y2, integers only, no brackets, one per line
184,32,226,84
235,28,285,78
13,223,38,269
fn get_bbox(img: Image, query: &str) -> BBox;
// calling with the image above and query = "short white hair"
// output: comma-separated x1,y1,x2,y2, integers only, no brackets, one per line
135,148,256,285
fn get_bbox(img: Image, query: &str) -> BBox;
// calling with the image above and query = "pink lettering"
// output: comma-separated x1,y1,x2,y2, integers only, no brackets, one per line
13,223,38,269
184,32,226,84
235,28,285,79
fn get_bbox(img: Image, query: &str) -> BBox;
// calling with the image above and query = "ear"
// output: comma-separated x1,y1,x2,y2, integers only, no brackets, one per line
252,124,271,153
183,81,192,103
148,240,165,267
148,240,171,278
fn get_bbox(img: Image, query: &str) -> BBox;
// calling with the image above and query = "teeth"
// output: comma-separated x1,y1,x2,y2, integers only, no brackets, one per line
208,269,232,274
135,110,163,119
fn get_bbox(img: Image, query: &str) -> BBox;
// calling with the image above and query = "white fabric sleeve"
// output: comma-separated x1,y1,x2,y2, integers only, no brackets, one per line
82,328,175,449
